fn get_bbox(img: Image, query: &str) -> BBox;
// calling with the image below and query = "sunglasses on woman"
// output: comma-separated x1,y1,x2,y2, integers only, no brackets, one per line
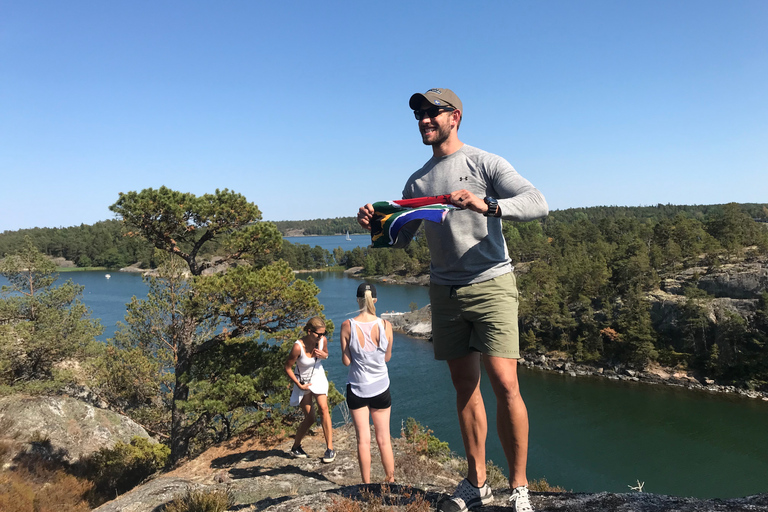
413,106,455,121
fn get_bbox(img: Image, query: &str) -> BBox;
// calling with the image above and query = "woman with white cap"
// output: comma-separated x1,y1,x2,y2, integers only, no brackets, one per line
340,282,395,483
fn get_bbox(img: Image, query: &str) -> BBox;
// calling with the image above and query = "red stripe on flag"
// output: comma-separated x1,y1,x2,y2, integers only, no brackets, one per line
392,194,452,208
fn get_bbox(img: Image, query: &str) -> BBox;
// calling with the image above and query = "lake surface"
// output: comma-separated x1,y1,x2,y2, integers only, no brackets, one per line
3,269,768,498
284,234,371,252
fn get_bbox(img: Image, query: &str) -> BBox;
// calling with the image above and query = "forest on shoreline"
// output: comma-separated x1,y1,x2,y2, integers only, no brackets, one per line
3,201,768,391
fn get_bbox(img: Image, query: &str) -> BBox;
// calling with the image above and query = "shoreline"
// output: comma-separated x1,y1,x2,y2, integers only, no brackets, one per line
381,306,768,403
518,353,768,402
96,265,768,402
354,269,768,402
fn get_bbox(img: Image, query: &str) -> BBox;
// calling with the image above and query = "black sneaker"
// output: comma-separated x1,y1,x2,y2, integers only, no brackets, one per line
289,446,308,458
322,448,336,463
437,478,493,512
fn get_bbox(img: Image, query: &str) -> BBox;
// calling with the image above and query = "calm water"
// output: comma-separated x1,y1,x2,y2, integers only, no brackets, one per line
284,234,371,252
3,269,768,498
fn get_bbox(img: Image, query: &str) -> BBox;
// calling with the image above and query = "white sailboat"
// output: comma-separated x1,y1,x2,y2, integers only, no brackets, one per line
345,231,351,241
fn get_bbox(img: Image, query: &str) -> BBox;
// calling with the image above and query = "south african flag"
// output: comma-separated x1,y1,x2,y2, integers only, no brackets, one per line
370,194,456,248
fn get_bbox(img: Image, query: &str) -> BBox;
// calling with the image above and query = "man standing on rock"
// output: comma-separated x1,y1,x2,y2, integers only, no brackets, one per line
357,88,548,512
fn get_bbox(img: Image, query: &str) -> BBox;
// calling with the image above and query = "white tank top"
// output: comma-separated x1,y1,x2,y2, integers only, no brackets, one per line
294,337,324,383
347,318,390,398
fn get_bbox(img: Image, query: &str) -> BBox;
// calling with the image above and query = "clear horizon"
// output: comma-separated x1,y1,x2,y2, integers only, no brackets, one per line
2,1,767,232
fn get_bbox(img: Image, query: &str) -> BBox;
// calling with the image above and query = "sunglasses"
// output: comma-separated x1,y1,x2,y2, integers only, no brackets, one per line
413,106,455,121
313,330,327,337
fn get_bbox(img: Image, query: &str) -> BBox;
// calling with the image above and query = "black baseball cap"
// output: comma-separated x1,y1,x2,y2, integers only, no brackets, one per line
356,282,377,298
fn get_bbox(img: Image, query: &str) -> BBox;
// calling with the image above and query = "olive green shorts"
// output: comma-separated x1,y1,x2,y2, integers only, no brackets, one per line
429,272,520,361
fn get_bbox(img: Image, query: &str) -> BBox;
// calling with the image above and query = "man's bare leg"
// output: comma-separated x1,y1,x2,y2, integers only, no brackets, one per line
447,352,487,486
483,355,529,489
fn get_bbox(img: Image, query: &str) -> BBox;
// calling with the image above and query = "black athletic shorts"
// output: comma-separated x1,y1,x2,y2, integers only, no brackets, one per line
346,384,392,410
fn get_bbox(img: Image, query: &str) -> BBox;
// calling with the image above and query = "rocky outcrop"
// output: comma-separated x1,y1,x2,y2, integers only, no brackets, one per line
648,290,759,333
91,423,767,512
50,256,76,268
0,395,154,463
383,305,432,339
262,489,768,511
696,261,768,299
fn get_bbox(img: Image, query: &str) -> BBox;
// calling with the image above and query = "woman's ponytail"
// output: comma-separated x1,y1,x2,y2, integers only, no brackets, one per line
357,290,376,315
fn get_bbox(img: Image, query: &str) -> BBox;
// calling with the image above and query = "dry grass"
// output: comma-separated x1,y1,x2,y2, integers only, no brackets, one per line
450,457,508,489
301,484,431,512
529,477,567,492
164,487,234,512
0,465,92,512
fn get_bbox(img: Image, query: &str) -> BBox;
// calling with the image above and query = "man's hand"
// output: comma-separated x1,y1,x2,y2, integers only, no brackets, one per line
450,190,487,214
357,203,375,231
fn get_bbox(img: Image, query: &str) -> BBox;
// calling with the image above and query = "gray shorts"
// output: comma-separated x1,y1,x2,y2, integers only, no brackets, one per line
429,272,520,361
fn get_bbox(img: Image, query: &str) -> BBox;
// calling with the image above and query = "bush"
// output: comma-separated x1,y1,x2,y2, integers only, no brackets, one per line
529,477,567,492
401,418,450,460
78,436,169,504
452,458,508,489
164,488,233,512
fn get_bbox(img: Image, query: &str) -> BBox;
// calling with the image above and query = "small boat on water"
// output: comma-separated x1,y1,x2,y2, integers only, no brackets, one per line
105,274,111,279
345,231,351,241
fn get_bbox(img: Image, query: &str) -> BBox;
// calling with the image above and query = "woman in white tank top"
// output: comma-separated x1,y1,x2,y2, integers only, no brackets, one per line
284,316,335,463
340,283,395,483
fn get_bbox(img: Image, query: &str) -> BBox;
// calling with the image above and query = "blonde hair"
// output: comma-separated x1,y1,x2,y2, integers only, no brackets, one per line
357,290,376,316
304,316,325,333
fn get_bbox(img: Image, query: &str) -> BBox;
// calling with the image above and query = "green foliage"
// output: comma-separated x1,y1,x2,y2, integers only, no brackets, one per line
344,234,429,278
272,216,365,236
481,460,509,489
277,240,333,269
90,342,171,435
0,237,102,391
78,437,169,503
164,488,233,512
706,203,768,254
110,187,282,276
108,188,325,464
615,291,658,368
401,418,450,460
510,204,768,382
0,219,154,269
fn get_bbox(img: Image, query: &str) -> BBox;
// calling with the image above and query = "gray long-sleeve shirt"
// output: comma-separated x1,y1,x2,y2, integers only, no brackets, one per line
397,144,548,286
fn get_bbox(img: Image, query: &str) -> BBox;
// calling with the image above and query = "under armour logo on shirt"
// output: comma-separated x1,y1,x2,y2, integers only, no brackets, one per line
458,176,470,181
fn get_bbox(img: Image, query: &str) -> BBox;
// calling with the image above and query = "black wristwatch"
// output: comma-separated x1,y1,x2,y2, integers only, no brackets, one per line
483,197,499,217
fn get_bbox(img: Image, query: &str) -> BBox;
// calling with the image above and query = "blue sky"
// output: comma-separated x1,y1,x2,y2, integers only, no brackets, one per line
2,1,766,232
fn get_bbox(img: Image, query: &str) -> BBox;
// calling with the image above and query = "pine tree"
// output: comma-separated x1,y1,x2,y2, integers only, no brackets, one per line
0,237,102,392
109,188,324,463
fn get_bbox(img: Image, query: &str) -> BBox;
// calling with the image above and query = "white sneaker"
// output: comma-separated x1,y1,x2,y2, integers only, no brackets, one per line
437,478,493,512
508,486,533,512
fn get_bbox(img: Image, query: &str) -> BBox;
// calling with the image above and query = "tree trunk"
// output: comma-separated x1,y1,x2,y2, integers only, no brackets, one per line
170,340,191,465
